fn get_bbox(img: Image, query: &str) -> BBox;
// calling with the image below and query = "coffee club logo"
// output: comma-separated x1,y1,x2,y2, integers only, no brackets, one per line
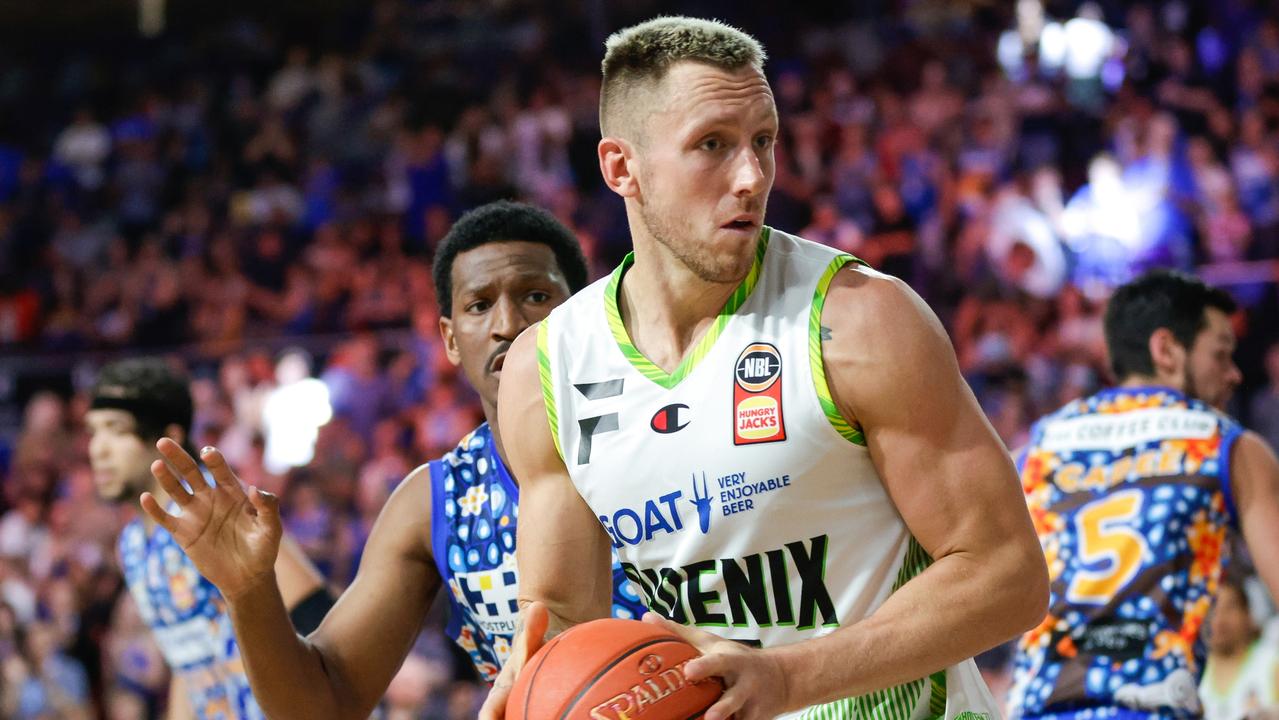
732,342,786,446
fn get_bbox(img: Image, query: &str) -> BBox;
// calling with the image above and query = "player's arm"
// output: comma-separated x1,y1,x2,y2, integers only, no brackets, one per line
479,324,615,719
165,676,195,720
1232,431,1279,603
769,268,1049,706
275,534,327,608
144,442,441,720
275,533,337,635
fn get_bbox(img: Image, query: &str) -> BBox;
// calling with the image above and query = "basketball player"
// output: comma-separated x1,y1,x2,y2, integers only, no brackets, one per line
1200,575,1279,720
138,201,646,718
482,17,1049,720
86,359,334,719
1007,270,1279,719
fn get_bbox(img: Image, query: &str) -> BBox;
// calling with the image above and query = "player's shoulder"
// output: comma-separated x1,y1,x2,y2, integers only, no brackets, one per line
545,269,613,326
819,259,944,358
766,226,847,263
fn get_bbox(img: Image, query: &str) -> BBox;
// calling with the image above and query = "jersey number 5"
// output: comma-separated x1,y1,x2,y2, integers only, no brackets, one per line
1066,490,1149,605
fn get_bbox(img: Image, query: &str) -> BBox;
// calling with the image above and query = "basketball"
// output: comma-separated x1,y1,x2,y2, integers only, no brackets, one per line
505,618,723,720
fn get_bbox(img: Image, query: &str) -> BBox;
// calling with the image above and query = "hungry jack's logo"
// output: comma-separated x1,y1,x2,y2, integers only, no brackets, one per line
732,342,786,445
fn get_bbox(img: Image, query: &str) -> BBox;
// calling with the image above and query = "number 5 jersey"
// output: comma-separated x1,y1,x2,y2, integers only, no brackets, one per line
1009,386,1244,719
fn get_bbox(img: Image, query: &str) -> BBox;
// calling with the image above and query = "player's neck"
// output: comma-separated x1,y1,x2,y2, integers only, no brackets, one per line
619,243,740,374
1118,374,1182,393
485,403,508,479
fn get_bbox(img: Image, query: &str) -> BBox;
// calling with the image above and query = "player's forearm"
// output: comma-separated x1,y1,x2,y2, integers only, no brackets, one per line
224,572,355,720
766,541,1046,710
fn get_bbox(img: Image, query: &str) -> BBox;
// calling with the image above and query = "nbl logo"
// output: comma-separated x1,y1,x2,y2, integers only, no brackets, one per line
732,342,786,445
735,344,781,392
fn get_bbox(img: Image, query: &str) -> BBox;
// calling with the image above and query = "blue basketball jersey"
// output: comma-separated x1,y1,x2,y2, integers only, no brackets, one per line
1008,387,1244,720
429,422,646,682
119,517,262,720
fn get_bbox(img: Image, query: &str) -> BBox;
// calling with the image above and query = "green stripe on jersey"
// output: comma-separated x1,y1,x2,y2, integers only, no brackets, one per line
536,321,563,463
602,228,770,389
801,537,937,720
808,254,868,445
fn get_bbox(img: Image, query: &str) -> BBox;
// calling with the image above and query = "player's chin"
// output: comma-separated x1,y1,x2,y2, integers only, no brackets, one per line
95,483,132,505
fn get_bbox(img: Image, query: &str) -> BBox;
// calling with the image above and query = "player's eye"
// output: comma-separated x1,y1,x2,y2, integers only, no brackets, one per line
466,300,491,313
526,291,551,304
754,134,774,149
700,137,724,151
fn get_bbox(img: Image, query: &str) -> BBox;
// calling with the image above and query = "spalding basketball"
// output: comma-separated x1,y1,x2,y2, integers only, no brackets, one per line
506,618,722,719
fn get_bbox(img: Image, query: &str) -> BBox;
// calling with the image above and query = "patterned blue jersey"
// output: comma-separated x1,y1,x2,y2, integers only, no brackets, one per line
429,423,647,682
1008,387,1244,720
119,517,262,720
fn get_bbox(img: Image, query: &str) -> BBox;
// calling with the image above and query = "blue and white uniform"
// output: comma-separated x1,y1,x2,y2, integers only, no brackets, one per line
119,518,262,720
429,422,646,682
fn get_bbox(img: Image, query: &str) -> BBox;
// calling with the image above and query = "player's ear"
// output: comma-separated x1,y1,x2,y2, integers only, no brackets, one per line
1148,327,1184,378
599,136,640,199
439,315,462,367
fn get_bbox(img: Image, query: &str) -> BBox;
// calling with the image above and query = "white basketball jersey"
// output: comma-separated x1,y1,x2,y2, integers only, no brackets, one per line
538,228,998,720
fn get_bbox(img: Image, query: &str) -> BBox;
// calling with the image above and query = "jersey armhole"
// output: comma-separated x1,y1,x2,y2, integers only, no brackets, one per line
809,254,867,446
426,460,451,579
1219,426,1243,529
537,320,566,464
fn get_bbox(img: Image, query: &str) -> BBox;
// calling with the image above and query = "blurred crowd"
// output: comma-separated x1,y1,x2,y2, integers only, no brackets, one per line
1,0,1278,717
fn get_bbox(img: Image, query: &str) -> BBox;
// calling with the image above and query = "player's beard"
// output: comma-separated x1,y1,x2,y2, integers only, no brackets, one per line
639,200,758,285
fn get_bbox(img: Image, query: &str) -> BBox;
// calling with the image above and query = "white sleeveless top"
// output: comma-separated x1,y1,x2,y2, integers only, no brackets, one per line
1201,642,1279,720
537,228,999,720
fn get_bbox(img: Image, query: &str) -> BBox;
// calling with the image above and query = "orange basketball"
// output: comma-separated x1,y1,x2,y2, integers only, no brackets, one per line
505,618,723,720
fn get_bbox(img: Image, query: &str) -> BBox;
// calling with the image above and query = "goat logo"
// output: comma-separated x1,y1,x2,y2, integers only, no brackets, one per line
689,472,713,534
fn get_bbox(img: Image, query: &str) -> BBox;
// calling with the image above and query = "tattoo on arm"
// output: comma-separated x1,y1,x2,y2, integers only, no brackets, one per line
821,326,833,341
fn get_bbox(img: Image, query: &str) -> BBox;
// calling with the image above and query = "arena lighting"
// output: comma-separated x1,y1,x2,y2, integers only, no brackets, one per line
138,0,165,37
998,1,1118,81
261,350,332,474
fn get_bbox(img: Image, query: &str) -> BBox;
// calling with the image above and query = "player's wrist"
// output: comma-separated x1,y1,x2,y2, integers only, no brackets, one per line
760,643,804,711
221,568,279,605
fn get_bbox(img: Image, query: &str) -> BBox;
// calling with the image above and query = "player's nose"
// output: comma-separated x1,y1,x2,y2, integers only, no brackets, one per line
730,146,767,198
489,295,525,340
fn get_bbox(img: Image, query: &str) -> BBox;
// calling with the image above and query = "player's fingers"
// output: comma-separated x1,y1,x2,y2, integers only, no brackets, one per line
683,652,734,684
521,601,550,657
641,611,720,652
200,446,247,498
150,459,194,505
702,685,747,720
156,438,208,493
247,486,282,532
478,685,509,720
140,492,181,534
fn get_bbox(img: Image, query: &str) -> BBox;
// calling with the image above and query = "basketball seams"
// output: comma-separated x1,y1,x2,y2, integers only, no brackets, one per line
558,635,683,719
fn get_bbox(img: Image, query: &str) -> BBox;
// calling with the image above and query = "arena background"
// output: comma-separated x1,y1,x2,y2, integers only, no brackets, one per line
1,0,1278,717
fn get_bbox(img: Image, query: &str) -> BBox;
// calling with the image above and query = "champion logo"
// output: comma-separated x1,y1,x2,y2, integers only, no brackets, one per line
650,403,690,434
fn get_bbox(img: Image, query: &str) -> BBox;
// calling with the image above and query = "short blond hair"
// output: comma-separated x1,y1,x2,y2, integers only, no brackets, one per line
600,16,767,138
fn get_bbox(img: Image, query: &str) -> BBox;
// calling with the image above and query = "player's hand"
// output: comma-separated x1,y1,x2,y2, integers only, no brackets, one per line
644,612,791,720
141,440,282,602
479,601,550,720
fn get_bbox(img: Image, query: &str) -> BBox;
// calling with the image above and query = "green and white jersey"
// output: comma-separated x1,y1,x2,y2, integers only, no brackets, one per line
538,228,998,720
